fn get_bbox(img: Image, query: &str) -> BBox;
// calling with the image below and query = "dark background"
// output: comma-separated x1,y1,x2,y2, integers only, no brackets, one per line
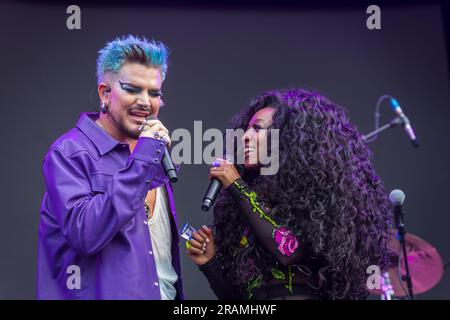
0,0,449,299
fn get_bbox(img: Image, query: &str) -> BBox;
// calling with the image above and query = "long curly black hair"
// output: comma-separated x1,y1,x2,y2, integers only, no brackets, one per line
213,88,392,299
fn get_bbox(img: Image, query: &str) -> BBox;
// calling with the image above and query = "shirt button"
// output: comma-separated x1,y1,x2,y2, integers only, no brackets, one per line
153,158,159,163
149,250,153,255
144,220,148,225
154,282,159,287
159,142,164,147
146,179,151,184
156,149,161,155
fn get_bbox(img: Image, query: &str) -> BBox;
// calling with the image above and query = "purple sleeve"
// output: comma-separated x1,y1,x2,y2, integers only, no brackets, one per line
43,137,165,256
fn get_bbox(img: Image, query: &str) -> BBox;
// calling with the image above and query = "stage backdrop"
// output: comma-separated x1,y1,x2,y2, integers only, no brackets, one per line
0,1,449,299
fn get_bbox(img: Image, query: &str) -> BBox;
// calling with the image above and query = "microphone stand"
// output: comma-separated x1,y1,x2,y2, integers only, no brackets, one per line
394,204,415,300
362,116,404,142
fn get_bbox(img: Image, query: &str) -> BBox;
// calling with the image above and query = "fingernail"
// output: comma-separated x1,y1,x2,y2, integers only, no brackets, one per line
206,238,210,243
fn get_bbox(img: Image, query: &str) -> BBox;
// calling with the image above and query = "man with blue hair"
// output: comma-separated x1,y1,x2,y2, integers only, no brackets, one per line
37,35,183,300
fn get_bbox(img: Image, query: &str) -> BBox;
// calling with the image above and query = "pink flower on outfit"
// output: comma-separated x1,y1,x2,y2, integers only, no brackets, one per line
273,227,298,256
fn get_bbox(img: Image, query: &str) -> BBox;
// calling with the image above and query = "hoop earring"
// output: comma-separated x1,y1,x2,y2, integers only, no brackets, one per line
101,102,108,114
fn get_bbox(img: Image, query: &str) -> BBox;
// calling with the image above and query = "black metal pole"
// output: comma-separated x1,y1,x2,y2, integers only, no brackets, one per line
394,205,415,300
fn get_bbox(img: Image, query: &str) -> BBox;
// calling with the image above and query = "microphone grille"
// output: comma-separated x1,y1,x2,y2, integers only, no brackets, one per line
389,189,405,206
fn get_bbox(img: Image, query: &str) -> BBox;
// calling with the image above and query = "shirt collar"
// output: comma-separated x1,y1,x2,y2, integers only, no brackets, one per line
76,112,121,155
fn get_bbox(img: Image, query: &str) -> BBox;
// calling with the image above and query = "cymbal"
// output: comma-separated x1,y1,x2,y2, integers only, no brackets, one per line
369,232,443,297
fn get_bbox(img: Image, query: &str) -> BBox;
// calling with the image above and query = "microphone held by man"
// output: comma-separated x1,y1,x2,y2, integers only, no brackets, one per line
139,115,178,183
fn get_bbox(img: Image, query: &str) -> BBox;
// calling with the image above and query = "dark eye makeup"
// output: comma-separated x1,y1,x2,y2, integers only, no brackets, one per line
246,124,265,132
118,80,163,97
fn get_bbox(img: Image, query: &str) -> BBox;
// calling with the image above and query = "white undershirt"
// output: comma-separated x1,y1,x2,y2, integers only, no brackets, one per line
147,187,178,300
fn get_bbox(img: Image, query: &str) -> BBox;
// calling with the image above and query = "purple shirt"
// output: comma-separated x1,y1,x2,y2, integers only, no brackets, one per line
37,113,183,300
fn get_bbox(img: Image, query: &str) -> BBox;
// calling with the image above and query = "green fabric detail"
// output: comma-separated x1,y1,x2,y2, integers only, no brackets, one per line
234,181,298,297
233,181,279,228
271,268,286,281
247,274,263,300
240,235,249,247
283,266,295,294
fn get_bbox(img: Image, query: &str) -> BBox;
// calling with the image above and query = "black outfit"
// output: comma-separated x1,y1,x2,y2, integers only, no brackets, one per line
198,178,320,300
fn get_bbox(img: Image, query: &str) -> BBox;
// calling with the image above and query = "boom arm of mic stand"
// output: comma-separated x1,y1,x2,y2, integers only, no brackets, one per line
362,117,403,143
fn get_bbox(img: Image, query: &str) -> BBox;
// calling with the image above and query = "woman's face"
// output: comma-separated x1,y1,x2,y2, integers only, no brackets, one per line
242,107,276,170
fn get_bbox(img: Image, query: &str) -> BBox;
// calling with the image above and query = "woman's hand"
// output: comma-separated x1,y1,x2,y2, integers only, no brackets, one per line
209,158,241,188
186,225,216,266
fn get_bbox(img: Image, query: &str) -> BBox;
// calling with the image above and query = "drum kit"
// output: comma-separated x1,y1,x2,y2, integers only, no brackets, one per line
368,231,444,299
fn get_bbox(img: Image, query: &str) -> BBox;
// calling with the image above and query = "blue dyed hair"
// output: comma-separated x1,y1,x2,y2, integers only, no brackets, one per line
96,35,169,84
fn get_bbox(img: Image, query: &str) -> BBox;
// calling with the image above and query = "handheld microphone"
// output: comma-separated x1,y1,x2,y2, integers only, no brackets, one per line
201,154,235,212
144,115,178,183
201,178,221,212
389,98,419,148
162,146,177,183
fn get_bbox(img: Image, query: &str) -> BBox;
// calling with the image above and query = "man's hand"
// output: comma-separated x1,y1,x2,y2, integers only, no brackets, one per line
186,225,216,266
139,119,171,146
209,158,241,188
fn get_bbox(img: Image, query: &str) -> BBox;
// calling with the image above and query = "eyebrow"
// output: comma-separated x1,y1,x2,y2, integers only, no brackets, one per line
250,118,267,125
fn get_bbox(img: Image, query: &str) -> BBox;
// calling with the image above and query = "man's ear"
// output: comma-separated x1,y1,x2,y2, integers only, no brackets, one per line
98,83,111,101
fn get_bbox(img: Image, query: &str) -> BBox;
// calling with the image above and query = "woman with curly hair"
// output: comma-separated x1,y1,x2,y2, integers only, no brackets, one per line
187,88,392,300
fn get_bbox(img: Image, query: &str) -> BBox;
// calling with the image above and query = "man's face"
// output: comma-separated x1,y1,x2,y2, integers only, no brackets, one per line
101,62,164,139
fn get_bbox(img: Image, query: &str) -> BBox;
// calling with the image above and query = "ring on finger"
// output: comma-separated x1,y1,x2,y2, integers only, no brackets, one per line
212,160,221,168
138,120,148,132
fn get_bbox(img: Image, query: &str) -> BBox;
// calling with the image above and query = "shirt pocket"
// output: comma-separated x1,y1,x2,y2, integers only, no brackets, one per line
90,172,113,194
